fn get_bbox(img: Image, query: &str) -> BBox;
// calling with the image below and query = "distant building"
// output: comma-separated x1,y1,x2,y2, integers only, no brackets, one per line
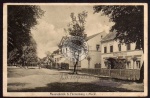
81,32,107,69
52,49,63,69
101,31,143,69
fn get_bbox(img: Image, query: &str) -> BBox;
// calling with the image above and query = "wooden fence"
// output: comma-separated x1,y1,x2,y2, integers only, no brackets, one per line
81,68,140,81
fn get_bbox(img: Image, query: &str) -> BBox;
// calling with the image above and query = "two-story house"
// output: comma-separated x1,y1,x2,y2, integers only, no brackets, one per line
101,31,143,69
58,36,81,70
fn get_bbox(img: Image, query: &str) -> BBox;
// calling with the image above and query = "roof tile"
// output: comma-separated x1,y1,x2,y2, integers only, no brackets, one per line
101,31,117,42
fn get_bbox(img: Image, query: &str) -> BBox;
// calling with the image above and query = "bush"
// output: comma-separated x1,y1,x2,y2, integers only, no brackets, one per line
60,63,69,70
95,63,101,68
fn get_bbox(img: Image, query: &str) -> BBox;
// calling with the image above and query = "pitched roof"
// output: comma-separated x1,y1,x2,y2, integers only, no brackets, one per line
58,36,68,47
53,49,59,54
85,33,101,41
59,33,102,46
101,31,117,42
58,32,105,48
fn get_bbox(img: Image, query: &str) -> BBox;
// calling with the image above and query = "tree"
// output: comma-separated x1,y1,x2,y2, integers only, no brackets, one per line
8,48,21,66
21,38,38,68
93,6,144,50
45,51,54,68
8,37,38,68
65,11,88,74
8,5,44,65
93,5,144,82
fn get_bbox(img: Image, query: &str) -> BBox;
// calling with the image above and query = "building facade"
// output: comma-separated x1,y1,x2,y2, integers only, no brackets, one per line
56,32,107,70
57,37,81,70
101,31,143,69
81,32,107,69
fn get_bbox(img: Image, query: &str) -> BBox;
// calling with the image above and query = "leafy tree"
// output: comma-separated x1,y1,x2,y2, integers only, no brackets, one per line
45,51,54,68
8,37,38,68
65,11,88,74
8,5,44,52
7,5,44,66
8,48,21,66
21,37,38,68
93,6,144,50
93,6,144,82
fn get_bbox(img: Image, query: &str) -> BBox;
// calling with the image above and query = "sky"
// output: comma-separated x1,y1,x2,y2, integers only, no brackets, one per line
31,5,114,58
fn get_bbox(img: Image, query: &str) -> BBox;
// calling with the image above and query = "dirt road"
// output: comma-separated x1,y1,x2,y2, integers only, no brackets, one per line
7,67,144,92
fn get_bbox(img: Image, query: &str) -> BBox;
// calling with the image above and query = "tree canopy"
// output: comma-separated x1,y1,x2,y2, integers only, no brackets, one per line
8,5,44,53
93,6,144,50
65,11,88,37
8,37,38,66
7,5,44,65
64,11,88,73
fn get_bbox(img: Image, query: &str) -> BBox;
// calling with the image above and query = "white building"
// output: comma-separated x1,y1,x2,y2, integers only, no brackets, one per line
81,32,107,69
57,37,81,70
101,31,143,69
57,32,107,70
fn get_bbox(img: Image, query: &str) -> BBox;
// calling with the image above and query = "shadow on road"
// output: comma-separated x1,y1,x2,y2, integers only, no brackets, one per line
8,82,29,86
8,82,141,92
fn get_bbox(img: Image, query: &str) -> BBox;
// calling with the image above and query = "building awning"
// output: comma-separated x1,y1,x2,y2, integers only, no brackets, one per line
134,55,142,57
106,57,117,60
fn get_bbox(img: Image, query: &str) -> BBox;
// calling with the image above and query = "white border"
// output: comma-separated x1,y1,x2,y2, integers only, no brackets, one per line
3,3,148,97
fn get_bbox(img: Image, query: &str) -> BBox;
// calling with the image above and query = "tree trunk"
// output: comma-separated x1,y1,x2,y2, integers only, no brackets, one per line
138,62,144,83
138,49,144,83
135,42,144,83
88,61,90,73
73,60,78,74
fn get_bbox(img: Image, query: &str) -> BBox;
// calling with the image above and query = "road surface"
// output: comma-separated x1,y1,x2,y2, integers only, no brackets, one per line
7,67,144,92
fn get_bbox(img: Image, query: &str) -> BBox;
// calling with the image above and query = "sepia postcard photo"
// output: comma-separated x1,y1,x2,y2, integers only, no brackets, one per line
3,3,148,97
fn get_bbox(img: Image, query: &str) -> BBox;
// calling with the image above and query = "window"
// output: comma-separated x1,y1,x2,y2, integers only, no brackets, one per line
136,61,140,69
126,61,131,69
126,43,131,50
118,44,121,51
104,47,107,53
110,45,113,52
96,44,100,51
